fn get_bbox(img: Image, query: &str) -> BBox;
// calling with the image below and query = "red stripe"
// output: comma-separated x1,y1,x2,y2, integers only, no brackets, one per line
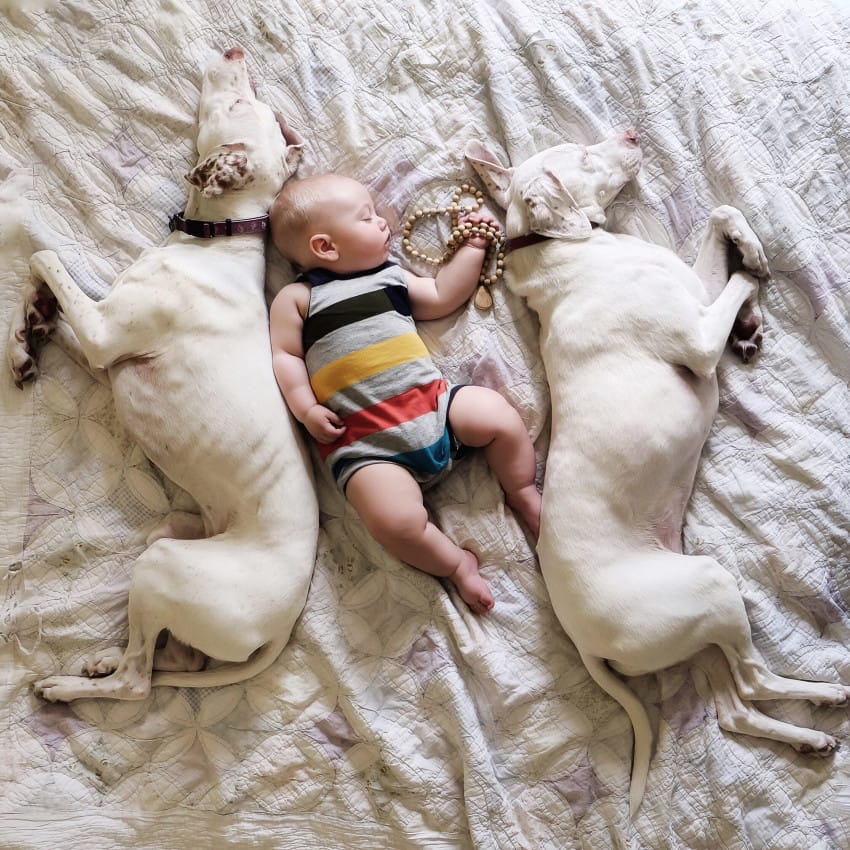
318,378,447,460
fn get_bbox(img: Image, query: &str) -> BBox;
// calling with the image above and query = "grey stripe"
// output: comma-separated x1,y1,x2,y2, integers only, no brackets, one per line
304,310,417,373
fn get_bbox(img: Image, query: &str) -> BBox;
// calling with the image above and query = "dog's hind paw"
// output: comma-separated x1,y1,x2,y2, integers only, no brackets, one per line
7,282,58,388
83,648,124,678
795,734,839,757
33,675,89,703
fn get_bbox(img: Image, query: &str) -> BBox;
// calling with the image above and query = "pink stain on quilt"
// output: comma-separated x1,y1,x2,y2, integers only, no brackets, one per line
97,131,150,188
549,754,608,822
306,706,360,762
659,678,707,740
26,702,89,752
402,630,453,686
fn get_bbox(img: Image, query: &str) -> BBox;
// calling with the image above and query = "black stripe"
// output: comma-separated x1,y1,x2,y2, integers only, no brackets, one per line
303,285,412,354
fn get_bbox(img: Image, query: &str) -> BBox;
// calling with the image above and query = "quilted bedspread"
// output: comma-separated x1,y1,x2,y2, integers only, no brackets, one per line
2,0,849,847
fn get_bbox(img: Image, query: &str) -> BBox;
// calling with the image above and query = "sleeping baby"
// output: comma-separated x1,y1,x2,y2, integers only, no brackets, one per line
268,173,541,614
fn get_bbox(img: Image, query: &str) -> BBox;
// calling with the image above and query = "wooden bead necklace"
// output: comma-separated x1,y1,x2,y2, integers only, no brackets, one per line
402,183,505,310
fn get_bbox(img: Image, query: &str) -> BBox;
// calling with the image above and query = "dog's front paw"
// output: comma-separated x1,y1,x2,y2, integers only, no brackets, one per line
712,205,770,280
7,281,59,388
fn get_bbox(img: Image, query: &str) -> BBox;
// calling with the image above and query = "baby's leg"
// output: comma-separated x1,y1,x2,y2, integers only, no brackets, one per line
345,463,494,613
448,386,541,537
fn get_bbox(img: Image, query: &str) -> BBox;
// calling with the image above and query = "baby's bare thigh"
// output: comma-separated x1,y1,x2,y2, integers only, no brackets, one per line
448,385,522,446
345,462,427,528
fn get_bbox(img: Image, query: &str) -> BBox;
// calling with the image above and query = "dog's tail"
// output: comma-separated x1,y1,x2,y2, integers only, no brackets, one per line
581,654,653,819
150,634,289,689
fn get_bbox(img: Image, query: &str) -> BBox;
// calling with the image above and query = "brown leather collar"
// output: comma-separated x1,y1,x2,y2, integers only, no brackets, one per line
506,222,599,253
168,211,269,238
505,232,553,252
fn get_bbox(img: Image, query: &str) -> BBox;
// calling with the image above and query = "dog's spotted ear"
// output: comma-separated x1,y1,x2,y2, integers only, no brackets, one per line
186,144,254,197
464,140,513,210
523,167,592,241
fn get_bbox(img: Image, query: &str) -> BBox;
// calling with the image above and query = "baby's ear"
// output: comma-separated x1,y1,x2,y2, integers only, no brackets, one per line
186,144,254,197
308,234,339,263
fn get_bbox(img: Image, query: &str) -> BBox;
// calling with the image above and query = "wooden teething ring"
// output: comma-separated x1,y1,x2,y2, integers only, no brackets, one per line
402,183,505,310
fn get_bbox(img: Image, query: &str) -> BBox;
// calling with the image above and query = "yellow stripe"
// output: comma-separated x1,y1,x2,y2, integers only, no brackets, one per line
311,332,429,403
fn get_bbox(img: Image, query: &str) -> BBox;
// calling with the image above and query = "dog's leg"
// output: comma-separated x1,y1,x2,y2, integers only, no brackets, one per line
688,563,850,709
34,617,158,702
33,542,174,702
10,251,152,385
719,642,850,707
82,634,205,677
693,647,840,754
675,271,760,378
692,205,769,362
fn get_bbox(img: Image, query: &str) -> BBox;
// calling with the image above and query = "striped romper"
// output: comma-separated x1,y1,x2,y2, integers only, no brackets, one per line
302,261,460,492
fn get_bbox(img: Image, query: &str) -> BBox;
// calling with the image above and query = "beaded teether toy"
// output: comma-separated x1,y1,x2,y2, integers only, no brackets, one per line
402,183,506,310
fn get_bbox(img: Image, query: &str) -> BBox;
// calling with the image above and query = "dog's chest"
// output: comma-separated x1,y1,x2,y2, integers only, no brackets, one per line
117,244,267,333
512,234,699,358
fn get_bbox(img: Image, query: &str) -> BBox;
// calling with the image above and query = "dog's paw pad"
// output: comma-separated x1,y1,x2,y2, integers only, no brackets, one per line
733,340,758,363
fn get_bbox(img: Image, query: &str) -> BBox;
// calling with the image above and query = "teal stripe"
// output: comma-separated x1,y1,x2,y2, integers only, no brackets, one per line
331,430,451,483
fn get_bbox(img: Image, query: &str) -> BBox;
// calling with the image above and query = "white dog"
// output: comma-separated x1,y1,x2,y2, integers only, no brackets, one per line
466,131,849,816
7,48,318,702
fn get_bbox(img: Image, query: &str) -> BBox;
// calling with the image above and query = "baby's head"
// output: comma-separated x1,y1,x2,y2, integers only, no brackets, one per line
271,173,391,273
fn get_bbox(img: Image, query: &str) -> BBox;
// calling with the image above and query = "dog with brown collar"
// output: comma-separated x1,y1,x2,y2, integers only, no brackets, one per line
466,130,849,815
7,48,317,702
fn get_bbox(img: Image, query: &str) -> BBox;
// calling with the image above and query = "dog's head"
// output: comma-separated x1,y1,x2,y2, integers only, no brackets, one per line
186,48,303,201
465,130,642,240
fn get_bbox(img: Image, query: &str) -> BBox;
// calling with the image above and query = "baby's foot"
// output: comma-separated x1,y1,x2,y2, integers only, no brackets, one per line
449,550,494,614
506,484,542,538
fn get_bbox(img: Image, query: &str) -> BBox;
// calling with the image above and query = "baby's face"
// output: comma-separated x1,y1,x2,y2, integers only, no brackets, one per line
319,178,391,272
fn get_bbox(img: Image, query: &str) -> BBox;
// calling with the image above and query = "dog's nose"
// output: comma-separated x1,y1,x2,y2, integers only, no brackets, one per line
224,47,245,61
624,128,640,146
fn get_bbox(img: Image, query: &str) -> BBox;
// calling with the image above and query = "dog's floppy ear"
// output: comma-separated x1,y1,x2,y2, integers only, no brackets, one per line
186,144,254,197
464,140,513,210
523,166,592,240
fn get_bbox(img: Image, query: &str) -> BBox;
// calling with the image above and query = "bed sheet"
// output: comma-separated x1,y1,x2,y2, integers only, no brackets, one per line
1,0,849,848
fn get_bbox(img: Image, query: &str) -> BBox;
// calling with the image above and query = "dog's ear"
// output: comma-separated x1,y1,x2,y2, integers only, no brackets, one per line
522,166,592,240
276,114,304,176
464,140,513,210
186,144,254,197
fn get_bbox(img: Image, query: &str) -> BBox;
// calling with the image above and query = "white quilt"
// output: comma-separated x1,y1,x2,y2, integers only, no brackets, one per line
2,1,849,847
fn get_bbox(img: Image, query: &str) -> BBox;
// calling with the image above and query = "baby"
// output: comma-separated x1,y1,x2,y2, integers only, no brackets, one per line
268,174,540,613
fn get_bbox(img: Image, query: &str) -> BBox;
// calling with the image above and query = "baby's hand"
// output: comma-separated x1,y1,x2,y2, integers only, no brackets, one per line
304,404,346,444
459,212,501,249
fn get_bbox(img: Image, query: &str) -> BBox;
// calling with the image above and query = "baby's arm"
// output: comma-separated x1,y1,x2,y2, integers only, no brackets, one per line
269,283,346,444
406,212,499,320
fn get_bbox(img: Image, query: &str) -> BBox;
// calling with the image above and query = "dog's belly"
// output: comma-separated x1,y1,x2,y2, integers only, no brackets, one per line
109,331,294,526
541,347,717,555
